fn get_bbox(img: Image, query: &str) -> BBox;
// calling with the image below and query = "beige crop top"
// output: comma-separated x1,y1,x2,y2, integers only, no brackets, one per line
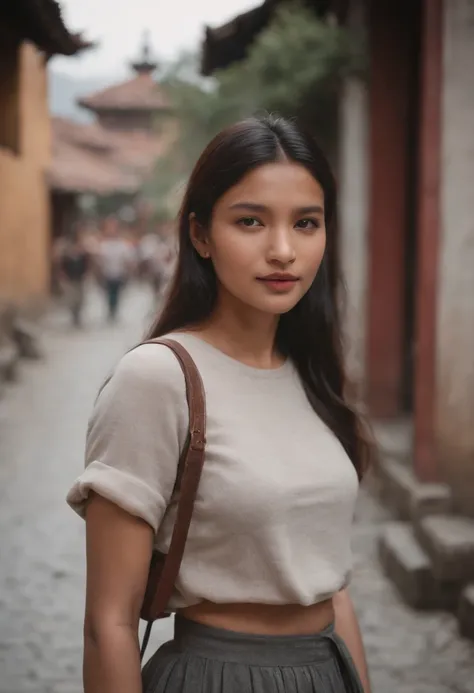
67,333,359,611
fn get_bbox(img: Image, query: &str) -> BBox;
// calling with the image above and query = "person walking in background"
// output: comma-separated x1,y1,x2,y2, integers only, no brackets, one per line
96,216,135,323
137,231,167,305
56,230,91,328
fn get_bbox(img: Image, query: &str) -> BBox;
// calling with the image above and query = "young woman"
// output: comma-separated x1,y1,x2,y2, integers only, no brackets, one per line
67,115,373,693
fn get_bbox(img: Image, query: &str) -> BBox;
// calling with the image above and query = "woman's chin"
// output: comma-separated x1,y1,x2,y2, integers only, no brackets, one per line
249,296,301,317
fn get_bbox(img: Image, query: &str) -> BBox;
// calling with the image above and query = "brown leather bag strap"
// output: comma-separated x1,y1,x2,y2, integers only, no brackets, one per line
141,337,206,621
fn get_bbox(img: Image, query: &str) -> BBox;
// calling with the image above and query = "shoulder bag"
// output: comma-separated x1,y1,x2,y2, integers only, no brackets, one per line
138,338,207,661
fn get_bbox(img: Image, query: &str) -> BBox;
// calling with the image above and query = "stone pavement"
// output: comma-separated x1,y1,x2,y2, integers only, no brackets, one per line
0,284,473,693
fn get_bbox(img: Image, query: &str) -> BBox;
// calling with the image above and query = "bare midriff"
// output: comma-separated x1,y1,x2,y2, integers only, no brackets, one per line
178,598,335,636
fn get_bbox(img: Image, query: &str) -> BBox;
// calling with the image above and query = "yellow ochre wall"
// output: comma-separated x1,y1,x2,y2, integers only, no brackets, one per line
0,42,51,306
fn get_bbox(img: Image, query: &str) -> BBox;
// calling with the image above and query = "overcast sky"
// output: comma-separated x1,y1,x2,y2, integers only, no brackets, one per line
51,0,257,79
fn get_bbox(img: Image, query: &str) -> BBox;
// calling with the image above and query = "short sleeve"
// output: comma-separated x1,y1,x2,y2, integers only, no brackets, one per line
66,344,189,532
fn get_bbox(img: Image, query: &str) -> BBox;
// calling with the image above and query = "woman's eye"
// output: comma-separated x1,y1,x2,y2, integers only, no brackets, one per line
237,217,261,228
295,218,320,230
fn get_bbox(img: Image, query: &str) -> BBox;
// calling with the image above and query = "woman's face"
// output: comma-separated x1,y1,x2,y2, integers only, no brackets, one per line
192,161,327,317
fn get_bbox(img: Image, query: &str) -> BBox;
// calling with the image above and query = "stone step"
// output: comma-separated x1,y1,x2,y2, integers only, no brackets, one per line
0,342,19,382
458,583,474,640
378,457,452,521
12,317,42,360
379,522,434,608
373,418,413,462
415,514,474,583
378,522,460,609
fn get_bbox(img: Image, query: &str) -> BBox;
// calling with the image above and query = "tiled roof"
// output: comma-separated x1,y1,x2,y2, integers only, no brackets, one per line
49,118,139,194
78,73,170,112
51,118,117,152
0,0,91,56
48,117,173,194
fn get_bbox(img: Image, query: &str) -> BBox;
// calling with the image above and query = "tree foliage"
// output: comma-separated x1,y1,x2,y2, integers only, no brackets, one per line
220,4,364,120
148,3,365,219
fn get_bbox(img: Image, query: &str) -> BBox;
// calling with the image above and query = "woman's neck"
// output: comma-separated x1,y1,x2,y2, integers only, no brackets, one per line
190,294,283,370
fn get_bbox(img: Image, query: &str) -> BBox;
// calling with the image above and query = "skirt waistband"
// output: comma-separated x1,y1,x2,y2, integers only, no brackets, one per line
174,616,340,667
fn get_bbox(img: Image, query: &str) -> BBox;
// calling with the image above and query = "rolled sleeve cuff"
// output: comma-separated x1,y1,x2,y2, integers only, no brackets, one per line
66,460,165,533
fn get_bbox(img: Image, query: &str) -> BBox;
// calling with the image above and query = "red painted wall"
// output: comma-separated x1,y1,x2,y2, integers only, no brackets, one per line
365,0,414,418
413,0,443,482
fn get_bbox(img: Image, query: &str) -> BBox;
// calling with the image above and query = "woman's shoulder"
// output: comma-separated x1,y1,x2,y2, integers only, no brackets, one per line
105,339,186,400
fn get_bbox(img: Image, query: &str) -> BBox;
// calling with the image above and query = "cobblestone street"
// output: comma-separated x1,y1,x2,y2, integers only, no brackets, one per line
0,285,473,693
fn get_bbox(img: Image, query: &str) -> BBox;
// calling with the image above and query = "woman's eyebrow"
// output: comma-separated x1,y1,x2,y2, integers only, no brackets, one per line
228,203,324,214
296,205,324,215
229,202,267,212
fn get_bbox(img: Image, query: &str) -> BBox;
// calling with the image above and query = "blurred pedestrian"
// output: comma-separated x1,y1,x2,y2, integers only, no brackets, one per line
56,230,91,328
137,231,168,304
96,216,135,323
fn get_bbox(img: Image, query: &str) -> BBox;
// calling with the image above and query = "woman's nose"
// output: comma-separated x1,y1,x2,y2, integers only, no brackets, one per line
266,229,296,265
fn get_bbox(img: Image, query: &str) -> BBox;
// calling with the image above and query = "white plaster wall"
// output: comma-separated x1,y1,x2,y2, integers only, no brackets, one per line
436,0,474,513
338,1,369,393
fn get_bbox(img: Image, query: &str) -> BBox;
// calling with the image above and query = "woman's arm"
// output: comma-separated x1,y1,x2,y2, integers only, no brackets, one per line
333,588,371,693
83,493,154,693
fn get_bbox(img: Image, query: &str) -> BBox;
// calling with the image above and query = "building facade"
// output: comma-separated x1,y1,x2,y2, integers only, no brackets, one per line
338,0,474,635
0,41,51,306
0,0,87,309
339,0,474,516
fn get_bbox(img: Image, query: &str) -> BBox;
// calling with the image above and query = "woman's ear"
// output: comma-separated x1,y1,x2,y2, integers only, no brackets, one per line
189,213,211,259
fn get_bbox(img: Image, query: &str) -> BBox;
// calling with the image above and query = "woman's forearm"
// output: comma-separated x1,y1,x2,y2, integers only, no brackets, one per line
84,625,142,693
333,588,371,693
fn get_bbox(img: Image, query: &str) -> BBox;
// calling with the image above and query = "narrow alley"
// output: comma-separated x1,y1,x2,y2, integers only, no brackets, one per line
0,286,473,693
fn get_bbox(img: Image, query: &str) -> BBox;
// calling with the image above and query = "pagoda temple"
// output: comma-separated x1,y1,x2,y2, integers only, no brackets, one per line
49,34,175,242
78,32,171,132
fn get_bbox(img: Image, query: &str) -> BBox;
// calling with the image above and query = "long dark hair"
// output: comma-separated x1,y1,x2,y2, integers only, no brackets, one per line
147,115,373,479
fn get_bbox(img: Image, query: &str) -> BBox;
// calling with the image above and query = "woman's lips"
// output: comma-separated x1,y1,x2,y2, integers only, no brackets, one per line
257,277,299,292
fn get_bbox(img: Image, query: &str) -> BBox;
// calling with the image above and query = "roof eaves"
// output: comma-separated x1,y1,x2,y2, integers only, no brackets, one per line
1,0,93,56
201,0,337,76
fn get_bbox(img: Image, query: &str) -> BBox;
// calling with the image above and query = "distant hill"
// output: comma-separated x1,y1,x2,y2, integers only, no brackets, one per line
47,70,117,123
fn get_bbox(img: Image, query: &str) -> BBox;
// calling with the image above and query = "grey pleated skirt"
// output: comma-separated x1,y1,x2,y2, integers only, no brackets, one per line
142,616,364,693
